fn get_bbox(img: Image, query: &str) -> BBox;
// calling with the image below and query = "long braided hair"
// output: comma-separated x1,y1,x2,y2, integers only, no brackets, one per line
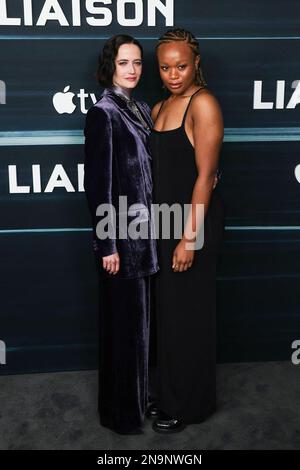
155,28,207,88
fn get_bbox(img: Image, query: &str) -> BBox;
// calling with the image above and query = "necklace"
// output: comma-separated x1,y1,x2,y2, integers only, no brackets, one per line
110,86,150,132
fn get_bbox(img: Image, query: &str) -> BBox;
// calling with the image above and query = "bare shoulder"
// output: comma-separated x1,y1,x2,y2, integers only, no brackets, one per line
190,88,223,121
151,100,164,121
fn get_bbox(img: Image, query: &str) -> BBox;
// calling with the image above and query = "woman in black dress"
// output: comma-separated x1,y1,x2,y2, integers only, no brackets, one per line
148,28,225,433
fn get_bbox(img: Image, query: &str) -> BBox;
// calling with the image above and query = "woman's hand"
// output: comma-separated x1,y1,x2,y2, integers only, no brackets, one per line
102,252,120,275
172,240,195,272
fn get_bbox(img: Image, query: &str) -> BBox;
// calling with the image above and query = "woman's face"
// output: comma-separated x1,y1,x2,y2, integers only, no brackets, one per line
157,41,199,95
112,43,142,90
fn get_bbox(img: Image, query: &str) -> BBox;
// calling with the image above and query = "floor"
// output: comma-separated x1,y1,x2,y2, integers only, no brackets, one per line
0,360,299,450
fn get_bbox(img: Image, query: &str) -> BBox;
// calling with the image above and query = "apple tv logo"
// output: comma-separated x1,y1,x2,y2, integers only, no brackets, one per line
52,85,98,115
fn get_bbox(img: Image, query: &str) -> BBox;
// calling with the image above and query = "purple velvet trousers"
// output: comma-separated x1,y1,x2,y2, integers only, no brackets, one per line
97,274,151,433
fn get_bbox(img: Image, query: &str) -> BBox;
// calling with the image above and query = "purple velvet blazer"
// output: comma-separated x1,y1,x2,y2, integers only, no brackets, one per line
83,88,159,279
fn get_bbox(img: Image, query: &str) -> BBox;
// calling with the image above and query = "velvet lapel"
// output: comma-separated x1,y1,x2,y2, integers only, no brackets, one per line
101,88,152,135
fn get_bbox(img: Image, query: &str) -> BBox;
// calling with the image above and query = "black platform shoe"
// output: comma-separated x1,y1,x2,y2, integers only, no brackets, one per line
152,411,186,433
146,401,159,418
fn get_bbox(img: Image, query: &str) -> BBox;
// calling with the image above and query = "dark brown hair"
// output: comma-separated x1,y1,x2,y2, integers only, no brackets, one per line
97,35,143,87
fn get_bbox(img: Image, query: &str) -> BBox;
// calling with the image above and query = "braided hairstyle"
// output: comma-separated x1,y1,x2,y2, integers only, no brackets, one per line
156,28,207,88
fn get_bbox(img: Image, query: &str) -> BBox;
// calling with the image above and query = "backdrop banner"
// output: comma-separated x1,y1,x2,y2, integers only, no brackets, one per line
1,0,300,373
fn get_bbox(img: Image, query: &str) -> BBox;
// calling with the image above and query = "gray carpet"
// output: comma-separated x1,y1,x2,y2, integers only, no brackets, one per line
0,361,299,450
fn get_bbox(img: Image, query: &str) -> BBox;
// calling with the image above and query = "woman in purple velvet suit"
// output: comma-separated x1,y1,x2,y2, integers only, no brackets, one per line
83,35,159,434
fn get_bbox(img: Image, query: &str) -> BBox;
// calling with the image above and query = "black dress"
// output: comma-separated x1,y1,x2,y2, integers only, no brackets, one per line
148,88,225,424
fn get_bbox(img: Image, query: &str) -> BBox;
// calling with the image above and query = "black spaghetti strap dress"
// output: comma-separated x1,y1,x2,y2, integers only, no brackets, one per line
148,89,225,424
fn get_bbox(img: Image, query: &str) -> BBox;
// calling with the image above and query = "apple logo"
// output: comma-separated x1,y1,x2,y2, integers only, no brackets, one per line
52,86,76,114
295,164,300,183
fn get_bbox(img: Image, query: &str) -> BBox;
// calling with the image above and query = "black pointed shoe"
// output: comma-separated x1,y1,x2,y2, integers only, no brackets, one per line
152,411,186,433
146,401,159,418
